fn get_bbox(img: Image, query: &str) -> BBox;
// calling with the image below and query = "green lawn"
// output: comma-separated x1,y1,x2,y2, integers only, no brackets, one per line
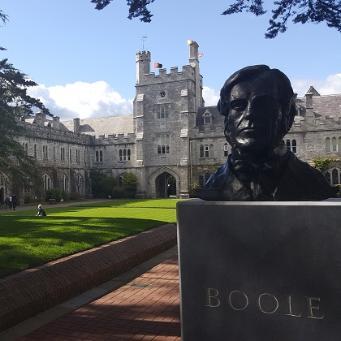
0,199,179,278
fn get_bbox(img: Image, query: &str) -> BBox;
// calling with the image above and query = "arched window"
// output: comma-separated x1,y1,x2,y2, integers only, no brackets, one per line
286,139,291,151
292,140,297,153
332,169,339,185
325,137,331,153
286,139,297,153
203,112,212,125
63,175,68,192
200,145,204,158
332,137,337,152
43,174,52,191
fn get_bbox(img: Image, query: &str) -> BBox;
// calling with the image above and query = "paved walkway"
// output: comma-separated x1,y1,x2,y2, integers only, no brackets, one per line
14,248,181,340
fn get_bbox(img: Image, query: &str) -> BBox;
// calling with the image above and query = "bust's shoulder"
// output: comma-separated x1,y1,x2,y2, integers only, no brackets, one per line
278,153,337,200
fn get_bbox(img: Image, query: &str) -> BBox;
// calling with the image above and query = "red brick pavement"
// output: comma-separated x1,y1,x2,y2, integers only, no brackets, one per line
22,257,181,341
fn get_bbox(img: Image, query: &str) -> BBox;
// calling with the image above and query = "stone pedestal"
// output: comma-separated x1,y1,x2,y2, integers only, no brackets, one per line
177,199,341,341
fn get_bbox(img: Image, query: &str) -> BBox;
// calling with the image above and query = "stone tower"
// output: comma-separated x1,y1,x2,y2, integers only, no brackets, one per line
133,41,204,197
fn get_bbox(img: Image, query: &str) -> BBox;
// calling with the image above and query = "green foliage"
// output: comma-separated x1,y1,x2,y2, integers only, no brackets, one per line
91,0,341,38
0,9,49,192
0,199,179,277
312,157,335,172
45,189,66,202
223,0,341,38
91,172,138,198
91,0,155,22
90,171,116,198
121,172,138,194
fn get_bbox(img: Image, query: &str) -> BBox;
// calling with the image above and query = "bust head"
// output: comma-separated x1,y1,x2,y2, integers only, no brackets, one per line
217,65,297,156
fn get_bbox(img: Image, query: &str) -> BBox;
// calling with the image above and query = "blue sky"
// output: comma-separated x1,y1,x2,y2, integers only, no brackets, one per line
1,0,341,119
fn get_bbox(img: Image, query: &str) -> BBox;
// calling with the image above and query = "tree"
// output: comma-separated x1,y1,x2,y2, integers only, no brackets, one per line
91,0,341,38
0,13,48,193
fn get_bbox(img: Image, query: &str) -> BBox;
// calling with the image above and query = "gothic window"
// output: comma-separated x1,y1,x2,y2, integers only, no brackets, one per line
204,145,210,157
23,143,28,155
61,147,65,161
325,137,331,153
96,150,103,163
224,143,229,157
156,103,170,119
76,150,80,164
200,145,204,158
286,139,297,153
43,174,52,191
157,134,170,154
69,149,72,163
63,175,69,192
203,112,212,125
326,168,341,185
332,168,339,185
292,140,297,153
34,144,37,159
332,137,338,152
119,147,131,161
43,145,48,160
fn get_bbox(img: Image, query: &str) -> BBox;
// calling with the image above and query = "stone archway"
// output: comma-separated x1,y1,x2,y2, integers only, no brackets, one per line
155,172,177,198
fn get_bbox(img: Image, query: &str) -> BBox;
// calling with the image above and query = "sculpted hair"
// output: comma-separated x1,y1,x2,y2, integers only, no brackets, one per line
217,65,297,135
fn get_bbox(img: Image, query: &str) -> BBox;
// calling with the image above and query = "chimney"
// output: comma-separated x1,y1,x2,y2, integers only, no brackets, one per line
188,40,199,62
73,118,80,134
52,116,60,129
33,112,46,126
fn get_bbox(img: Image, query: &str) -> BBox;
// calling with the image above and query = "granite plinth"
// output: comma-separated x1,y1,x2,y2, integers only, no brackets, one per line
177,199,341,341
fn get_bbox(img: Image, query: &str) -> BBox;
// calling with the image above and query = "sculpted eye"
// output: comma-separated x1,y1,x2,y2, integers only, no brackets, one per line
230,99,247,111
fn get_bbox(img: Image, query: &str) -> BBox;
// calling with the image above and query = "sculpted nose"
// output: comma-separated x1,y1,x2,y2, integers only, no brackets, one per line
244,103,254,119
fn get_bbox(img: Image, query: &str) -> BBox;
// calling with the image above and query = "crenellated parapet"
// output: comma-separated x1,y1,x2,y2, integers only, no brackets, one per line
140,65,196,85
94,132,136,145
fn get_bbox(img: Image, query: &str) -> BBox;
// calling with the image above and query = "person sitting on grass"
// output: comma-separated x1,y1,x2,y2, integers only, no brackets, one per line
36,204,47,217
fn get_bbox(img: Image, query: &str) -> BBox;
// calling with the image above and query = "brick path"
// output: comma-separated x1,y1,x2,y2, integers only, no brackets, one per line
21,256,181,341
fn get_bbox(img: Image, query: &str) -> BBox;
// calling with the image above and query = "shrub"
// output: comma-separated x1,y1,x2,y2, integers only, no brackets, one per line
45,189,64,202
90,171,116,198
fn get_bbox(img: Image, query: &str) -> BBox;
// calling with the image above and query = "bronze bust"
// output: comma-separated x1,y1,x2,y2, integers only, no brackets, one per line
200,65,336,201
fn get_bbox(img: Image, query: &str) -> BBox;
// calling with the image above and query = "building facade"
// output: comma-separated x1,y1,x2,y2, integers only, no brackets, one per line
2,41,341,202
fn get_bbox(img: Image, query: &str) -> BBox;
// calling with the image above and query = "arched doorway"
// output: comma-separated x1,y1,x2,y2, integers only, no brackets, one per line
155,172,176,198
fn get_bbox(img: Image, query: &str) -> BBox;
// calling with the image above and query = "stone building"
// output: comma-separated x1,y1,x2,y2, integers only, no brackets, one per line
2,41,341,202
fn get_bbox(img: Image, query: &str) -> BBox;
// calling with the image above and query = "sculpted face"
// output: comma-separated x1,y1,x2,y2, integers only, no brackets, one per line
225,77,284,154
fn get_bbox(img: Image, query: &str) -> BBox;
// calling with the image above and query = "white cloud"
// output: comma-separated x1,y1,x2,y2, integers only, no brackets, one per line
27,81,133,119
292,73,341,97
202,86,219,106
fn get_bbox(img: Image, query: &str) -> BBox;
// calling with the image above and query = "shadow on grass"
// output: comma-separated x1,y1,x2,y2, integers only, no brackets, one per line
0,216,170,279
